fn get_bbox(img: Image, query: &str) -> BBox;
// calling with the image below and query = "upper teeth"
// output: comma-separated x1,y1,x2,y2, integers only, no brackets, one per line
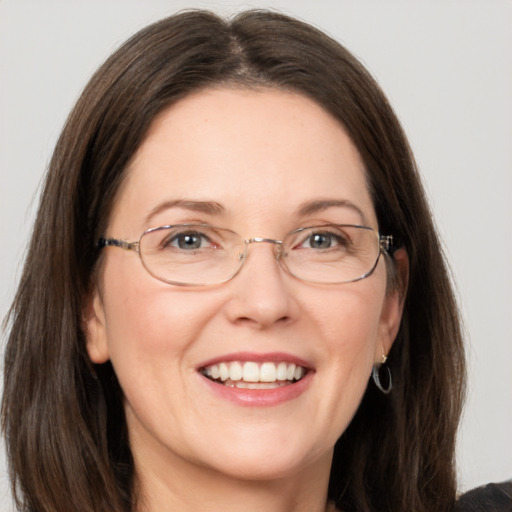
202,361,305,383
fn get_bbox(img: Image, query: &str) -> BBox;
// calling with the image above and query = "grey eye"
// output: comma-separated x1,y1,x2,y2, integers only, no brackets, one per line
167,232,209,250
303,232,347,250
308,233,333,249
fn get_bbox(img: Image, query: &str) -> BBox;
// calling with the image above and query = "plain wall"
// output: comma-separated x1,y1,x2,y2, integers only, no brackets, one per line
1,0,511,509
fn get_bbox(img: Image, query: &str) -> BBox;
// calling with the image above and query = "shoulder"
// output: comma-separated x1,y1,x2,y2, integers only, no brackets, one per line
453,480,512,511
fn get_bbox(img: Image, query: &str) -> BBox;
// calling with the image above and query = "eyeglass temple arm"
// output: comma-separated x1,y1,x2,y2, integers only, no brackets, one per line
379,235,393,253
97,237,139,251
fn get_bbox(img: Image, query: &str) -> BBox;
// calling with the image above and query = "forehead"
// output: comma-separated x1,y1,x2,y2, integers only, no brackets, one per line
110,87,375,233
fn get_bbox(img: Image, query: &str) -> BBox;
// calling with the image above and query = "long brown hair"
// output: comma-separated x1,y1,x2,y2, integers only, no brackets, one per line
2,10,465,512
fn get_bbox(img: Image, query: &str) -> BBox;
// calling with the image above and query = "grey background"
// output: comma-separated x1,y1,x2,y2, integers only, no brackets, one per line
1,0,511,508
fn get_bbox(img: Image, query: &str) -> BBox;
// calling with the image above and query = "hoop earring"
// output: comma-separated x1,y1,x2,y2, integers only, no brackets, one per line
372,353,392,394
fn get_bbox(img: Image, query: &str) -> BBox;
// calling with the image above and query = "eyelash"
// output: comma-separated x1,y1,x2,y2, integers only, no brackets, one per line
298,231,349,248
159,226,353,253
163,231,217,250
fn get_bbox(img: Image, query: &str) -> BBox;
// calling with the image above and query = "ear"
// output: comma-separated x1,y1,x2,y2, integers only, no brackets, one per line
83,287,110,364
375,248,409,361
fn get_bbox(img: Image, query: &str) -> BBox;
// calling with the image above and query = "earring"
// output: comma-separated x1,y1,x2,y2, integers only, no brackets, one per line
372,353,392,394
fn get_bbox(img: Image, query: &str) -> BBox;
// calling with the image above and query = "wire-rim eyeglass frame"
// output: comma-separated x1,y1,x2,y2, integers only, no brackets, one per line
97,223,393,287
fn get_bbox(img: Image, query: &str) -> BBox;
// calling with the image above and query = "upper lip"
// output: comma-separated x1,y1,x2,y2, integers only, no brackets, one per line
196,351,314,371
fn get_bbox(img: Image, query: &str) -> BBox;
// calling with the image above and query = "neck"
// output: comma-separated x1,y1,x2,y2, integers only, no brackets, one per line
133,445,334,512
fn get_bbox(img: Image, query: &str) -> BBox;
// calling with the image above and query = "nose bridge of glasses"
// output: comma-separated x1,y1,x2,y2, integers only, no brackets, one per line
245,237,284,259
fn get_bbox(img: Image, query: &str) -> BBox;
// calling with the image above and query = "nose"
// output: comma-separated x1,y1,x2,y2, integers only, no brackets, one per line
224,239,297,329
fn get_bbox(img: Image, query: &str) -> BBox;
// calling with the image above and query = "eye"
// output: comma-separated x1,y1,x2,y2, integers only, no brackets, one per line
164,230,216,251
305,232,335,249
299,230,348,250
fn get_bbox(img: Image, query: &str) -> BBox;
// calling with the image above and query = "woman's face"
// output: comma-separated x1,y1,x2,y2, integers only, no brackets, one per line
86,88,403,485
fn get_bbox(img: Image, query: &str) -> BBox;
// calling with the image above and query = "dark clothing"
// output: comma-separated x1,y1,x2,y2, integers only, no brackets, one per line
454,480,512,511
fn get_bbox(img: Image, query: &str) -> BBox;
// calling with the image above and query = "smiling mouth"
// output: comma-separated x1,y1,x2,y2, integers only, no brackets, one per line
200,361,307,389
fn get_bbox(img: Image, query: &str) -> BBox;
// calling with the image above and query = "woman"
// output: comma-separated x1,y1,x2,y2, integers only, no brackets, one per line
2,9,466,512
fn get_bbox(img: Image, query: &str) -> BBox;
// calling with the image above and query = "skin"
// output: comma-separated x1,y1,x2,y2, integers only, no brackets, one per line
85,88,407,512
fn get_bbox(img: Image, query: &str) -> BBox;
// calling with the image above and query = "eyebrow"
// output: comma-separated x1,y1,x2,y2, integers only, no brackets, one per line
145,198,366,225
145,199,225,224
297,199,367,223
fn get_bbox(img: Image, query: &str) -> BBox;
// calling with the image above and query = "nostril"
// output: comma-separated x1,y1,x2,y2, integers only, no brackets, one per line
233,313,292,328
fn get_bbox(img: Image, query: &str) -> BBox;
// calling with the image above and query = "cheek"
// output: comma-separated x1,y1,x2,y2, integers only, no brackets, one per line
307,279,386,392
283,279,387,449
99,256,223,382
99,269,228,450
309,280,385,351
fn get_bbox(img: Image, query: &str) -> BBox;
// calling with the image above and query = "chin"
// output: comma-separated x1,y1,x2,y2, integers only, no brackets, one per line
193,432,329,482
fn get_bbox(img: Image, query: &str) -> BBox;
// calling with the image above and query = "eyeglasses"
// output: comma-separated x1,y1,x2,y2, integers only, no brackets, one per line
97,223,392,287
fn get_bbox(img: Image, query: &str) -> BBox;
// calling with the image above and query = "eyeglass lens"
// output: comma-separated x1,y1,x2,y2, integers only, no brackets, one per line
138,224,382,286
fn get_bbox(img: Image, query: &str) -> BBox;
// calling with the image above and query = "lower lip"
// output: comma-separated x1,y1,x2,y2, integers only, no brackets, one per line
199,371,313,407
